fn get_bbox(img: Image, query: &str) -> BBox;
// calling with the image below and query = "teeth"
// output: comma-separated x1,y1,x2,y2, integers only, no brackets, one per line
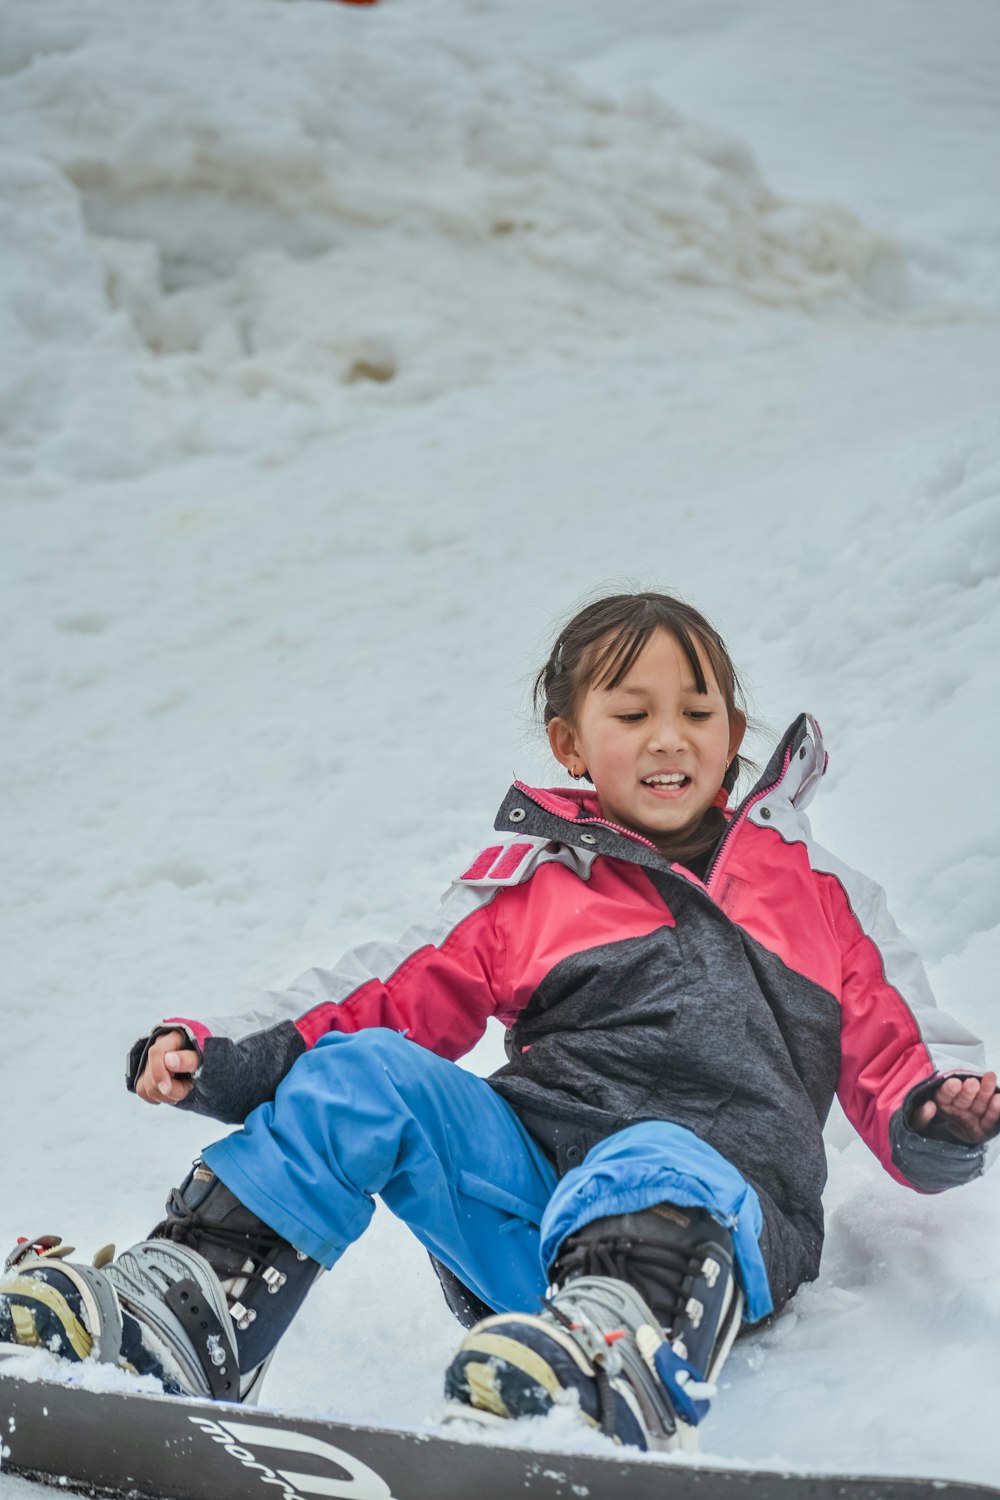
645,774,686,786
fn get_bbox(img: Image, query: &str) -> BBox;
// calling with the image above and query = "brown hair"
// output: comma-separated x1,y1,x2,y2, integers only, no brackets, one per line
533,591,752,864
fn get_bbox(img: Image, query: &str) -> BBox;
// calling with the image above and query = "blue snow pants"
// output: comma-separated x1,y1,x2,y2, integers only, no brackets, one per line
202,1030,773,1323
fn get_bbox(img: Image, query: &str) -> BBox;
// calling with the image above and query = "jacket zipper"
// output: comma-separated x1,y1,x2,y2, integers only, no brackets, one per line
704,745,792,894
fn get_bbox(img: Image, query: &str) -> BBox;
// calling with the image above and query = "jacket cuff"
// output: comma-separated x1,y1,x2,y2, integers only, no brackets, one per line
176,1024,307,1124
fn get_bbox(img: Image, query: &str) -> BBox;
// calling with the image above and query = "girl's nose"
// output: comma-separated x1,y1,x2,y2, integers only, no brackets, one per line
647,716,687,753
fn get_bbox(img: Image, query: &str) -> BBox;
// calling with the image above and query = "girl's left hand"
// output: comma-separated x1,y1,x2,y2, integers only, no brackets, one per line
913,1071,1000,1143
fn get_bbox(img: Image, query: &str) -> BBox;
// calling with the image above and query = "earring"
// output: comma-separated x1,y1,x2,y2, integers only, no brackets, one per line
570,765,584,780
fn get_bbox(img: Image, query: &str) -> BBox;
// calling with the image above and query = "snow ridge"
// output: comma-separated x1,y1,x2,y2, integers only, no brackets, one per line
1,0,907,481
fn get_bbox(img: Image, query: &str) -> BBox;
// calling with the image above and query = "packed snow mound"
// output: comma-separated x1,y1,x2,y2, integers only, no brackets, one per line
1,0,908,480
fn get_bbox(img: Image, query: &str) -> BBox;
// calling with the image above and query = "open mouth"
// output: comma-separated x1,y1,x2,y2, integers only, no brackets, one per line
642,773,691,794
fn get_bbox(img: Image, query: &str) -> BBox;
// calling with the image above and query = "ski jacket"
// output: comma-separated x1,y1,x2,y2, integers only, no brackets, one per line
127,714,995,1305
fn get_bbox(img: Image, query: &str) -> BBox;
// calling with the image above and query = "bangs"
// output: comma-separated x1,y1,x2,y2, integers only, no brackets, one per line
535,589,742,733
589,616,710,696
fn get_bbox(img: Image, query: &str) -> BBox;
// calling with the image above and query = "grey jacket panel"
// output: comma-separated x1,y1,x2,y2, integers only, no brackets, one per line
490,873,840,1308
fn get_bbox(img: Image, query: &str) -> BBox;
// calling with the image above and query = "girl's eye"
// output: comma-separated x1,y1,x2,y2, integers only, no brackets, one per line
686,710,713,721
616,713,646,722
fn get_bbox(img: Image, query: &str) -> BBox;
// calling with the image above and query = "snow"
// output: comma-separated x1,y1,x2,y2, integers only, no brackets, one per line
2,0,999,1492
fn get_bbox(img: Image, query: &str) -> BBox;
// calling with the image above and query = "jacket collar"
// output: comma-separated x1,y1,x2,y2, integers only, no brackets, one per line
493,779,672,875
493,713,827,873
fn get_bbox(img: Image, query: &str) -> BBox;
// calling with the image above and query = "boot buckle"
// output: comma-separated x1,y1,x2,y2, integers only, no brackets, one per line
231,1300,257,1330
4,1236,73,1273
685,1296,704,1328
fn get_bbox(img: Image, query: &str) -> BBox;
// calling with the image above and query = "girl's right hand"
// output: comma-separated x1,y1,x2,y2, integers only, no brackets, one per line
135,1029,201,1106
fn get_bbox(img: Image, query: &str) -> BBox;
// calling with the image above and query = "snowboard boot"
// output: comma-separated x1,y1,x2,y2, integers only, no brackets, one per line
444,1204,743,1451
0,1161,323,1403
0,1233,241,1398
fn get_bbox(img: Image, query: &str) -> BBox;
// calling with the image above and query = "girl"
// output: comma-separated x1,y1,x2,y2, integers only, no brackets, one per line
3,591,997,1451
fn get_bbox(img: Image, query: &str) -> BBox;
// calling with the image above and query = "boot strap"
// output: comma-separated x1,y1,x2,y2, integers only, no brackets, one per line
164,1278,239,1400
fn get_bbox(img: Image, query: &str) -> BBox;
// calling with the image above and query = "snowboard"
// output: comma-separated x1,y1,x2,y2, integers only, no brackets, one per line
1,1348,997,1500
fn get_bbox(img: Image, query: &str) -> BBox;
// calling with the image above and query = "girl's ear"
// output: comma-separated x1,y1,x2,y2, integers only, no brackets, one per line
728,709,748,762
547,717,581,773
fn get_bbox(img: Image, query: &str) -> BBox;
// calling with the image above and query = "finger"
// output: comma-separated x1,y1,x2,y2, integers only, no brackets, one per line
139,1053,168,1097
147,1030,185,1061
136,1074,162,1105
147,1067,191,1105
149,1051,175,1098
966,1078,996,1121
913,1100,937,1129
141,1042,177,1098
163,1050,200,1076
158,1029,188,1055
933,1076,963,1107
938,1077,979,1116
972,1072,999,1118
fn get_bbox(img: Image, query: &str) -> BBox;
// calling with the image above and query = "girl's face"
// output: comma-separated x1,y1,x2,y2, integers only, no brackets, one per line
548,627,745,853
